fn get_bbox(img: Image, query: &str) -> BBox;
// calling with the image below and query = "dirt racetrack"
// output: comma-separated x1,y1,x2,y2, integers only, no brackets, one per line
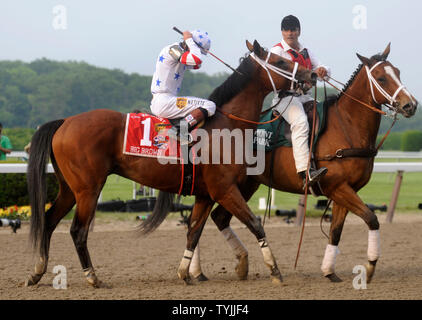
0,213,421,300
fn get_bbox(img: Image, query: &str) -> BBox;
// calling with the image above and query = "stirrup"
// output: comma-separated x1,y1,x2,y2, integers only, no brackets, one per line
167,126,193,145
302,167,328,189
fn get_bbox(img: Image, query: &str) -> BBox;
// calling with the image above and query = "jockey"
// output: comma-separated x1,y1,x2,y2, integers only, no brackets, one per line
271,15,329,188
150,29,216,140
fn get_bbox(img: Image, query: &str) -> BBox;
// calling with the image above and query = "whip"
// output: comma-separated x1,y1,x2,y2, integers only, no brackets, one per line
173,27,242,76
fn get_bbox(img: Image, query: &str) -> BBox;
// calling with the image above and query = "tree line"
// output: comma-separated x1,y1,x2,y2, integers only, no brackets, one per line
0,58,421,151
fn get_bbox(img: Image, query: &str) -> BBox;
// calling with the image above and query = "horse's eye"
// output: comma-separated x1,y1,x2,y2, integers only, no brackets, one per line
377,77,386,83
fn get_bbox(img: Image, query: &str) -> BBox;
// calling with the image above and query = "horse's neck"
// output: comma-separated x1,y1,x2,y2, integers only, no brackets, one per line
222,81,268,123
335,71,381,148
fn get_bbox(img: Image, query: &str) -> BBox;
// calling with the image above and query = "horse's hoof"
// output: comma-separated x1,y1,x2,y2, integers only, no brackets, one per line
235,255,249,280
271,275,283,285
191,273,209,282
325,273,343,283
25,274,42,287
90,280,111,289
270,267,283,284
183,275,193,285
366,261,377,283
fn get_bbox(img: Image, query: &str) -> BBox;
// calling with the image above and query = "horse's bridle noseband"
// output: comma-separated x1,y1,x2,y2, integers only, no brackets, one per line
365,61,406,112
249,52,299,94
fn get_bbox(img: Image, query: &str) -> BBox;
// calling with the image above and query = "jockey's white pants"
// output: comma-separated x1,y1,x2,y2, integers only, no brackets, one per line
150,93,216,119
273,95,310,173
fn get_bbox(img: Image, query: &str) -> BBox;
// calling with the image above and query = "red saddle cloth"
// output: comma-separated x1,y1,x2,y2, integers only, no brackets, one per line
123,113,180,161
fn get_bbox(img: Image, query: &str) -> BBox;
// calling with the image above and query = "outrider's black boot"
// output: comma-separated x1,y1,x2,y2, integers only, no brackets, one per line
299,167,328,189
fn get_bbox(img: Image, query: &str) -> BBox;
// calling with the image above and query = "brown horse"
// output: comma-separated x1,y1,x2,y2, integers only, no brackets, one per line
25,40,316,287
192,44,418,283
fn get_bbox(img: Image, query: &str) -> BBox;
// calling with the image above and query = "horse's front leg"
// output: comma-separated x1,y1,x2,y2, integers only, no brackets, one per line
177,196,214,284
321,202,348,283
329,183,380,283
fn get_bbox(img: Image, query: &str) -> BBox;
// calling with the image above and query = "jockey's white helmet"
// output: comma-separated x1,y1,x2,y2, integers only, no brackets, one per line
191,29,211,55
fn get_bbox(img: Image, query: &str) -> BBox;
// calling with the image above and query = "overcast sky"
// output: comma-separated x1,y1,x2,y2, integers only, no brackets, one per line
0,0,420,99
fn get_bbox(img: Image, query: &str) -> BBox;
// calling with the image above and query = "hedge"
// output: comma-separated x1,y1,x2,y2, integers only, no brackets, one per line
0,173,58,207
401,130,422,151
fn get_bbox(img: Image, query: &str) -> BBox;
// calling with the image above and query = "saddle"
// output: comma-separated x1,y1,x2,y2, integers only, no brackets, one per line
255,98,330,152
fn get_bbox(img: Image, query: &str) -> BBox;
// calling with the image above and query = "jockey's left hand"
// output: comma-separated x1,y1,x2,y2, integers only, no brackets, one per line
315,67,328,79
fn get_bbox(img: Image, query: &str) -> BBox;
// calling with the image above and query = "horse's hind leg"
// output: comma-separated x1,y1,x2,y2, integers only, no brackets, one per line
71,190,104,288
26,182,76,286
329,183,380,283
321,202,348,283
214,184,282,284
210,179,260,280
211,206,249,280
177,196,214,284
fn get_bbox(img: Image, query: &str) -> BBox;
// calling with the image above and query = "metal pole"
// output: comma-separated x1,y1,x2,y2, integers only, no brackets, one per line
295,195,306,226
386,170,404,223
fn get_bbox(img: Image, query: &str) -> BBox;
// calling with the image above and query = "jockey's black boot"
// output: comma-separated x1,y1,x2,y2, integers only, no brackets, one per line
299,167,328,189
168,108,208,144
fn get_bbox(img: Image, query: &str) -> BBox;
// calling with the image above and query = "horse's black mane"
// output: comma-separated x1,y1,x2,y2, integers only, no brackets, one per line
327,53,385,106
208,55,255,107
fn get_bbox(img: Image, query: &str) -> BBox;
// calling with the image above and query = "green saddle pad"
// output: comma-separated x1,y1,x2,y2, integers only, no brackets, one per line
255,101,327,152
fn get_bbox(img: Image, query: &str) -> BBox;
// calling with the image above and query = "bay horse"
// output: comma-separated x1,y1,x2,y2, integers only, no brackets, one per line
25,40,316,287
191,44,418,283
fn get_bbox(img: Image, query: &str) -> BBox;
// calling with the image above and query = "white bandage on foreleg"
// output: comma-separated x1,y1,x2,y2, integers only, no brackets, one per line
321,244,340,276
179,249,194,272
221,227,248,257
189,246,202,278
367,230,381,261
258,238,276,268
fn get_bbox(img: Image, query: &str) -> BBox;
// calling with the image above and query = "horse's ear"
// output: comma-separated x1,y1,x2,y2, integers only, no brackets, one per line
253,40,266,59
246,40,254,52
356,53,371,66
381,42,391,61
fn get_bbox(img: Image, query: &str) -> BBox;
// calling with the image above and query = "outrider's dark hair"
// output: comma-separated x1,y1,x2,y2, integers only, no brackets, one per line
281,15,301,31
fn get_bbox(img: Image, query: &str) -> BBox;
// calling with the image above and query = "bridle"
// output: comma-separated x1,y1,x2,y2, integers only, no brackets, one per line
216,52,302,125
365,61,406,111
249,52,300,93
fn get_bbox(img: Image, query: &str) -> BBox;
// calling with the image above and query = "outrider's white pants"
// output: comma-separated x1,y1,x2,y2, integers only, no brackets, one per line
273,95,310,173
150,93,216,119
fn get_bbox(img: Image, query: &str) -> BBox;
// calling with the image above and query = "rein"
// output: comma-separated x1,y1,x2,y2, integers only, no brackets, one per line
216,53,301,125
294,85,318,269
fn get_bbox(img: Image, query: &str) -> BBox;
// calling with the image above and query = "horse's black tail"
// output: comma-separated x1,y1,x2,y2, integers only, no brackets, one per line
138,191,175,235
27,119,64,258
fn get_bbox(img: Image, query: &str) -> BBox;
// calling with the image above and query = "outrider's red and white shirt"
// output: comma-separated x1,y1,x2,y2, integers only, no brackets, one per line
151,38,203,96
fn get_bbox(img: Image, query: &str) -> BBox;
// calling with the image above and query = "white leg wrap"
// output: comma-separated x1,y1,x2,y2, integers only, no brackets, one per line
179,249,194,273
189,246,202,278
367,230,381,261
258,238,275,268
321,244,340,276
221,227,248,257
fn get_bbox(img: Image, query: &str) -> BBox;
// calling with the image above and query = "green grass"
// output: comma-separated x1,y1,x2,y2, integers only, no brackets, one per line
99,171,422,218
3,159,421,220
